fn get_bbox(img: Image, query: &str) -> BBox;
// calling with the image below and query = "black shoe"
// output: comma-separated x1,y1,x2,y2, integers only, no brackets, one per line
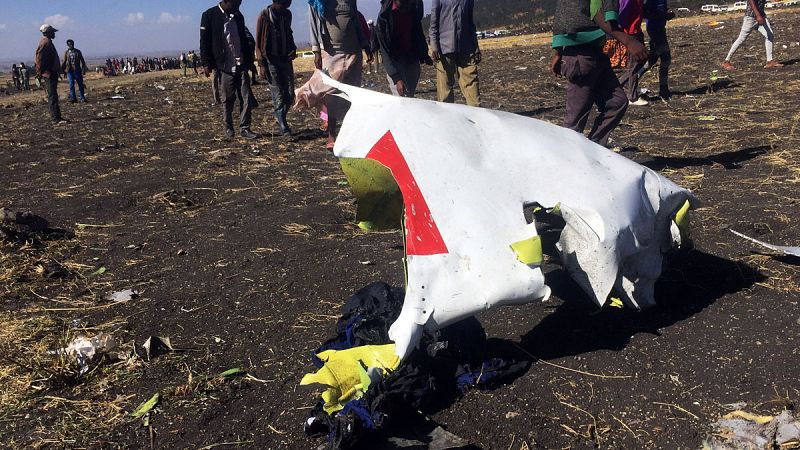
80,98,88,103
240,129,258,140
69,99,77,103
225,128,235,139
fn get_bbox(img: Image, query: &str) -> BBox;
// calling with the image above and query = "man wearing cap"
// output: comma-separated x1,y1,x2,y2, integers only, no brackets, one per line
62,39,88,103
35,24,65,124
200,0,259,140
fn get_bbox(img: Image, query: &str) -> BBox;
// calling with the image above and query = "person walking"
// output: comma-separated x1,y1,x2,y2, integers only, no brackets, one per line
722,0,783,70
19,63,31,90
429,0,481,107
365,20,379,74
62,39,88,102
200,0,259,139
35,24,65,124
618,0,648,106
636,0,674,100
376,0,432,97
549,0,647,147
256,0,298,135
295,0,372,149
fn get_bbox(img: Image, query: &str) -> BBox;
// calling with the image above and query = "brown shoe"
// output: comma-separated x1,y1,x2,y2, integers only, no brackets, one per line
721,60,735,71
764,60,784,69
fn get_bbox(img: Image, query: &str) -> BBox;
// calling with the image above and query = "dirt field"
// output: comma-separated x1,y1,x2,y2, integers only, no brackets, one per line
1,13,799,450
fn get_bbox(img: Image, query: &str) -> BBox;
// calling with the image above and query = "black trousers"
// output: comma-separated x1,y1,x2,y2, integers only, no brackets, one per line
220,69,255,132
266,57,295,115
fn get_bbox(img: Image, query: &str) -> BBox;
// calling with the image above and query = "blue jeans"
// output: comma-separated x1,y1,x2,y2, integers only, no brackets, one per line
67,71,86,101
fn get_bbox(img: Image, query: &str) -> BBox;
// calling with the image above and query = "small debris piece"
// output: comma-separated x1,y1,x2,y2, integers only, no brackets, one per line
142,336,175,360
706,409,800,449
51,333,117,375
730,229,800,258
106,289,138,303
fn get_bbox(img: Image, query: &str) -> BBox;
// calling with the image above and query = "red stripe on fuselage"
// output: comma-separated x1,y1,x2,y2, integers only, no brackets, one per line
366,131,448,256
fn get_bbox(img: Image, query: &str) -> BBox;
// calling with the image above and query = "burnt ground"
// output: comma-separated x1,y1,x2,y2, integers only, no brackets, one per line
1,13,800,450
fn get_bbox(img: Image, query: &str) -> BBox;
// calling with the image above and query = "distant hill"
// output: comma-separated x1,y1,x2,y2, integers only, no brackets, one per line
450,0,712,33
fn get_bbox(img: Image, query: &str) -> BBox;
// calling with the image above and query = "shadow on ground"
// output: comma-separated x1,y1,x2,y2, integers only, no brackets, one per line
673,79,740,96
641,145,770,170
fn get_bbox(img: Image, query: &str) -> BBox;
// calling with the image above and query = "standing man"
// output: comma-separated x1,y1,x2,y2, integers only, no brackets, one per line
256,0,297,136
636,0,674,100
190,51,201,75
550,0,647,147
180,53,188,76
200,0,259,139
618,0,648,106
35,24,65,124
62,39,88,103
11,64,21,90
722,0,783,70
429,0,481,107
295,0,372,149
376,0,433,97
19,63,31,90
365,20,379,74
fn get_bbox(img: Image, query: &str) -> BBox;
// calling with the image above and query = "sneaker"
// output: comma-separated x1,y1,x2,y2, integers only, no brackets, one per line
629,98,649,106
224,128,235,139
240,129,258,140
80,98,88,103
721,60,735,71
764,60,784,69
54,119,68,126
69,98,77,103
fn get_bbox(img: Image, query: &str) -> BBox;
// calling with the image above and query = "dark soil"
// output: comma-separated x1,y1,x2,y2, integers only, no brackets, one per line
1,13,799,450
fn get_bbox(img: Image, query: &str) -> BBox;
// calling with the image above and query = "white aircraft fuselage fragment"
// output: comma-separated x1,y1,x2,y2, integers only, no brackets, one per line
325,75,698,359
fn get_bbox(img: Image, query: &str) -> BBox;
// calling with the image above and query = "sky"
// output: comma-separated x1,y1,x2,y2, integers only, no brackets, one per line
0,0,432,62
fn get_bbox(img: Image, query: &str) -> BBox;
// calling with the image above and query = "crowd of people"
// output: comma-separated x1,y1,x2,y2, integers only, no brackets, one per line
31,0,785,144
8,63,33,91
100,55,186,76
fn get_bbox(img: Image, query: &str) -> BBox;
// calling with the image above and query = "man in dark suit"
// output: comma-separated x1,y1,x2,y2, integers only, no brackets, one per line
201,0,258,139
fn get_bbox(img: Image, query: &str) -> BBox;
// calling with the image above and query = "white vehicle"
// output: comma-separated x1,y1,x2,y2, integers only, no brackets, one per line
711,5,722,11
718,5,729,11
300,51,314,58
765,1,775,7
677,7,691,12
732,1,747,10
701,4,719,12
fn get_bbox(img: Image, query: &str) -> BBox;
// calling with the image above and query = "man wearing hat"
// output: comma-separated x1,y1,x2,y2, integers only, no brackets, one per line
35,24,65,124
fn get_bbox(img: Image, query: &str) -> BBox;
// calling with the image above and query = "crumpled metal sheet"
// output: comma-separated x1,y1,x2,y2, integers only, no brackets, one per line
326,75,697,359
